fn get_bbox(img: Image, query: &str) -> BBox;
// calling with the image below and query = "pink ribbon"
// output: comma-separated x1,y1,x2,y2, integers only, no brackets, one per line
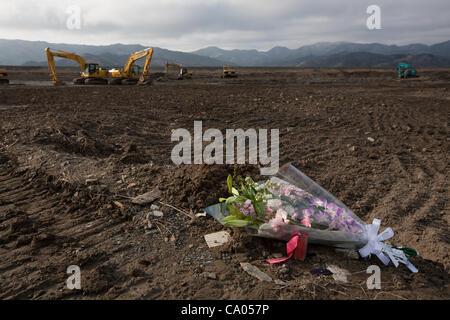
267,232,308,264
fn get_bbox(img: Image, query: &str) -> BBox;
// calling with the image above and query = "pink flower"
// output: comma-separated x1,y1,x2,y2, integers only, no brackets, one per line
302,208,313,217
301,216,312,227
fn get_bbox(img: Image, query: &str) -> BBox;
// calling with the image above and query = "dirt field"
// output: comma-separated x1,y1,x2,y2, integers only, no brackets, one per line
0,67,448,300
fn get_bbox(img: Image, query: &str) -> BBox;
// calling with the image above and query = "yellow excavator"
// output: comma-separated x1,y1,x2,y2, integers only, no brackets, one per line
109,47,154,85
46,47,110,85
164,61,192,80
221,64,237,78
0,69,9,85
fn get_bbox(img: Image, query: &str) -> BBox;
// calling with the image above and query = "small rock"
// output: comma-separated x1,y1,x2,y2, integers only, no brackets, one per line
367,137,375,142
152,210,164,217
113,201,124,208
422,148,427,152
201,272,217,280
274,279,289,286
150,204,160,210
170,234,176,242
127,182,137,188
85,178,98,184
240,262,272,282
279,265,289,275
195,212,207,218
204,231,231,248
131,188,161,205
349,146,356,152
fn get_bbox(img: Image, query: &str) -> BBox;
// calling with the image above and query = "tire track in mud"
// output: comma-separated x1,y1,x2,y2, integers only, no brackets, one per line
0,154,131,299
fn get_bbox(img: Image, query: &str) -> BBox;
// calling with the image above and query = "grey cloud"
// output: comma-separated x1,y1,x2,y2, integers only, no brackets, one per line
0,0,448,50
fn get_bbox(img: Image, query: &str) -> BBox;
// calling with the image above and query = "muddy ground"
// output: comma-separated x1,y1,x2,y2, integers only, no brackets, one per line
0,67,448,300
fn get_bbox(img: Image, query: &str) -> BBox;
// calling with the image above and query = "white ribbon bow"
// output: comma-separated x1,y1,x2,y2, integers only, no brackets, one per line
359,218,418,273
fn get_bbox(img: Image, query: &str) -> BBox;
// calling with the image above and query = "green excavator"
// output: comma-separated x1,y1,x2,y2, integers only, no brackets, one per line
397,62,417,78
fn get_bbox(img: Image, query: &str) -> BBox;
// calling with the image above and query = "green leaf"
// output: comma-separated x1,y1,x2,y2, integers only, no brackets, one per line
219,198,227,202
227,174,233,193
223,219,250,227
231,187,239,196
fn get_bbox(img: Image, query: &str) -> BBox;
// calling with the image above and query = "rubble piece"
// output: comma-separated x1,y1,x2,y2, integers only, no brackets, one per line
274,279,289,286
201,272,217,280
240,262,272,282
326,264,351,283
152,210,164,217
85,178,98,184
204,231,230,248
113,201,124,208
131,188,161,205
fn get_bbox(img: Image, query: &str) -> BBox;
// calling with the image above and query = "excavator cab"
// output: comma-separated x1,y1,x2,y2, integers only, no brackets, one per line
398,62,417,78
85,63,100,76
132,65,141,76
222,64,237,78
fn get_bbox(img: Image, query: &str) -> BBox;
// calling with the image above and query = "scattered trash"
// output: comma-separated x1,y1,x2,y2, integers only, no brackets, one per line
113,200,124,208
310,268,333,276
195,212,207,218
326,265,350,283
240,262,272,282
131,188,161,205
367,137,375,142
204,231,230,248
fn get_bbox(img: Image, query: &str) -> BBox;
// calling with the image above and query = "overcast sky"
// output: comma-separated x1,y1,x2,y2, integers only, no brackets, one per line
0,0,448,51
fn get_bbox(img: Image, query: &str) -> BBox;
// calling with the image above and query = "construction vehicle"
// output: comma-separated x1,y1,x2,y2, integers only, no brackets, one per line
398,62,417,78
0,69,9,84
221,64,237,78
109,47,154,85
46,47,110,85
164,62,192,80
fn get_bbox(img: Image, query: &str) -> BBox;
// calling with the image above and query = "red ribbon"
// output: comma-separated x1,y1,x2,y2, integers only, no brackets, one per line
267,232,308,264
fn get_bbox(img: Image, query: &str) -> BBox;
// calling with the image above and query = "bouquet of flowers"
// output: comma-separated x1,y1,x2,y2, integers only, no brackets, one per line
205,163,418,272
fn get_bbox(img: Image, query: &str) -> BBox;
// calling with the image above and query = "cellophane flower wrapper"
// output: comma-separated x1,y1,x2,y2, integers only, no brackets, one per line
205,163,418,272
258,164,368,249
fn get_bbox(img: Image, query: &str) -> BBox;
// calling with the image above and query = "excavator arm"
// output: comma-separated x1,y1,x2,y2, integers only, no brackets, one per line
45,47,87,85
122,47,153,78
165,62,181,73
138,48,154,83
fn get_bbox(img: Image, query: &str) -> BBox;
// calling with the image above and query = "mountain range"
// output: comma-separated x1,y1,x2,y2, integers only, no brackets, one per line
1,39,450,68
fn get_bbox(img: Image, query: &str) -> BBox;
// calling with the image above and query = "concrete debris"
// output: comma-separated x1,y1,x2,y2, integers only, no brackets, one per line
204,231,230,248
326,264,351,283
240,262,272,282
131,188,161,205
